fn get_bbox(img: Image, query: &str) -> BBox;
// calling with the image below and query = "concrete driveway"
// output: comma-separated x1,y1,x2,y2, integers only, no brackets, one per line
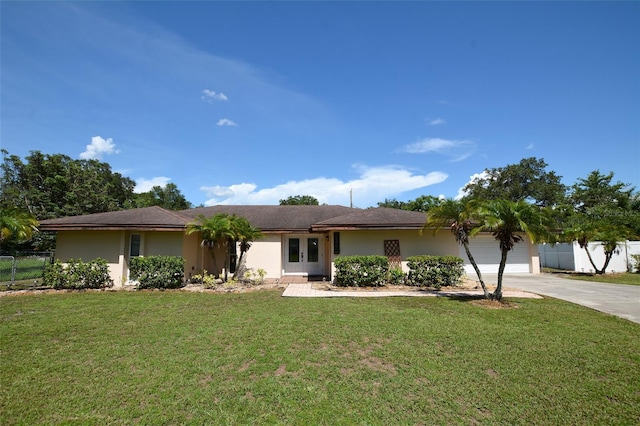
472,273,640,324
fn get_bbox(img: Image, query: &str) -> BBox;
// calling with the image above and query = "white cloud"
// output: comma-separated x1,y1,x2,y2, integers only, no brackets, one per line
216,118,238,127
200,164,448,207
454,171,489,200
201,89,228,102
427,118,445,126
525,143,534,150
79,136,120,160
134,176,171,193
401,137,476,162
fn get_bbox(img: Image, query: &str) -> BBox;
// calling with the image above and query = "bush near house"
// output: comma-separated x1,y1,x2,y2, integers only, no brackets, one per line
334,255,390,287
632,254,640,273
129,256,185,289
407,255,464,289
43,258,113,289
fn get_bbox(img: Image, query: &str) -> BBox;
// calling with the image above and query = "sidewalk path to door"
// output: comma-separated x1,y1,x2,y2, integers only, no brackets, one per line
472,273,640,324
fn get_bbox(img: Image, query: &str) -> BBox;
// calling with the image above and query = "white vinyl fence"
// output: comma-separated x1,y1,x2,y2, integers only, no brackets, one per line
539,241,640,273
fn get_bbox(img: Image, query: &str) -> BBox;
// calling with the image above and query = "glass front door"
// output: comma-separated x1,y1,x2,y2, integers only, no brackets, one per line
284,235,323,275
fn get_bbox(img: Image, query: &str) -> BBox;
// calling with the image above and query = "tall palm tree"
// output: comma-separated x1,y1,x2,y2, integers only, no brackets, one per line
229,215,263,279
477,200,553,300
423,199,490,297
0,209,39,252
185,213,234,279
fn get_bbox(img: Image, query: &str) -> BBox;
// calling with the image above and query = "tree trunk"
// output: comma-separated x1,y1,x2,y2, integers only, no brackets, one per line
490,248,509,301
208,248,219,279
463,242,490,299
222,239,230,282
599,251,614,275
234,253,249,282
583,246,603,274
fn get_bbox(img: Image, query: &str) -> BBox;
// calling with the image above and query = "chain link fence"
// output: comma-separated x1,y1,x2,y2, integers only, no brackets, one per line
0,252,54,289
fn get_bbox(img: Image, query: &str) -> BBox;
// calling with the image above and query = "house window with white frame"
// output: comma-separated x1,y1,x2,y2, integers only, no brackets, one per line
130,234,141,257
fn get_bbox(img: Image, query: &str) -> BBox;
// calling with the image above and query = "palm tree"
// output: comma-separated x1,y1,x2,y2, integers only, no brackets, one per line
562,214,635,275
0,209,39,252
423,199,490,298
185,213,234,279
229,215,263,279
477,200,553,300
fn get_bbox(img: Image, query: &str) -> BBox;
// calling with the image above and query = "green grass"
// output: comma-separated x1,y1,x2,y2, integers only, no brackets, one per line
0,257,48,285
561,272,640,286
2,290,639,424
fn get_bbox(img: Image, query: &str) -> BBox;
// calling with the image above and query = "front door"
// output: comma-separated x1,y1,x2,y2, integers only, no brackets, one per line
284,235,323,276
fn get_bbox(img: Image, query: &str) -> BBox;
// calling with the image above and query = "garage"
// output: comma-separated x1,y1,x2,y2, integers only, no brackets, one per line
459,234,532,274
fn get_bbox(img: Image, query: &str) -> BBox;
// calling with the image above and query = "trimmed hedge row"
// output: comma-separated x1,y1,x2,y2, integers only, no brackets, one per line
129,256,185,289
334,255,390,287
333,255,464,289
44,258,113,289
407,255,464,289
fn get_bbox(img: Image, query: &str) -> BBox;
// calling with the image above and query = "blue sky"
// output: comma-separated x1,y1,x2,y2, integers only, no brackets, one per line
2,1,639,208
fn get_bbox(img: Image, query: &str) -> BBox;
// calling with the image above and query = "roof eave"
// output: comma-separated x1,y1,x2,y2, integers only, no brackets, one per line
39,225,187,232
311,224,424,231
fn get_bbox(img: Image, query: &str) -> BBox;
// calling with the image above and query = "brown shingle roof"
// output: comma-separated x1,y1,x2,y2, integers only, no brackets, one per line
38,206,188,231
39,205,427,232
312,207,427,231
178,205,357,232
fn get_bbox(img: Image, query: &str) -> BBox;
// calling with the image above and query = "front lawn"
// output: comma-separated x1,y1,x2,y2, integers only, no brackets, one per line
1,290,639,424
562,272,640,286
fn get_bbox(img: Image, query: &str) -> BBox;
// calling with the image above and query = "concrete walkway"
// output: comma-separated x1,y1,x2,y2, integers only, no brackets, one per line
282,282,541,299
470,273,640,324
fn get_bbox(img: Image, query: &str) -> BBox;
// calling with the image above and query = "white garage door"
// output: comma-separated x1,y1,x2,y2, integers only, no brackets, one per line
459,235,531,274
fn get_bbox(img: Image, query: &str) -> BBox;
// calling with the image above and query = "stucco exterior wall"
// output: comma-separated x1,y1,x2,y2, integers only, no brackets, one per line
332,230,457,274
337,230,456,256
57,230,190,286
182,232,201,281
56,230,126,285
244,234,283,279
143,231,183,257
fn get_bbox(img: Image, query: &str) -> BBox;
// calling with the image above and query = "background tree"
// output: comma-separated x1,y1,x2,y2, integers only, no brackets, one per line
279,195,320,205
133,183,192,210
463,157,567,207
1,150,136,220
0,209,39,253
570,170,635,212
561,170,639,274
378,195,443,212
478,200,553,300
422,198,489,297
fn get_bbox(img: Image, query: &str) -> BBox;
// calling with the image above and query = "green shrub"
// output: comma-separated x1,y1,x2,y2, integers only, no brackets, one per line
334,256,389,287
43,258,113,289
190,270,220,288
129,256,185,289
407,255,464,289
388,267,406,285
631,254,640,273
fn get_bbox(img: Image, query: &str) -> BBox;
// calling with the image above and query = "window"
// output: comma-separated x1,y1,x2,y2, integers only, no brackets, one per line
308,238,319,262
333,232,340,254
130,234,141,257
288,238,300,262
229,240,237,273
